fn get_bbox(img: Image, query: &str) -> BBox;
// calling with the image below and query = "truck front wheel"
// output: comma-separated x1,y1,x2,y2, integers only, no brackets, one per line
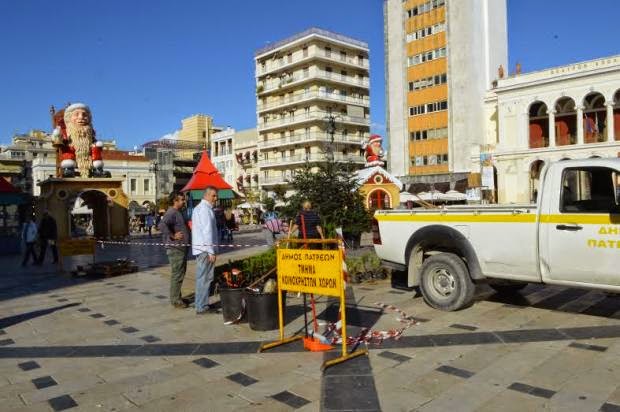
419,253,475,311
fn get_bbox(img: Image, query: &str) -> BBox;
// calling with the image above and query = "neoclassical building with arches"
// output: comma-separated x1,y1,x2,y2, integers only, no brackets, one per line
478,54,620,203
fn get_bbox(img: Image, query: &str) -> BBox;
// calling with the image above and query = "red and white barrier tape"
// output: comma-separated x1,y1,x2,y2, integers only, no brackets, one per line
322,301,418,346
96,239,257,249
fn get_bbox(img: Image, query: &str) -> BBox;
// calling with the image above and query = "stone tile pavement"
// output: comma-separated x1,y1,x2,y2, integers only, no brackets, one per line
2,239,620,410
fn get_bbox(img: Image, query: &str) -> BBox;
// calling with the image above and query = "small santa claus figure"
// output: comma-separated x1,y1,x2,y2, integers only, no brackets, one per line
362,134,386,167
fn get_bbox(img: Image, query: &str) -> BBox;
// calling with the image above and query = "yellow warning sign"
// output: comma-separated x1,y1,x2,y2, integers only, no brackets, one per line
58,238,96,257
276,249,342,297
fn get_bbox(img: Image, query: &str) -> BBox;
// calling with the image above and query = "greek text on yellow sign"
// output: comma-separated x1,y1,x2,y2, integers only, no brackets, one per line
277,249,342,297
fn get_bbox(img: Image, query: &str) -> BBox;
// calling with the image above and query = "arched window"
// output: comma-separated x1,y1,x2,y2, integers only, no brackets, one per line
528,101,548,148
529,160,545,202
368,189,391,210
554,97,577,145
583,92,606,143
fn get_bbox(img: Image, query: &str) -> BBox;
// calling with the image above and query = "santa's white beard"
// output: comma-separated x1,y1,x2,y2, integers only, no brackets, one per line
67,124,94,177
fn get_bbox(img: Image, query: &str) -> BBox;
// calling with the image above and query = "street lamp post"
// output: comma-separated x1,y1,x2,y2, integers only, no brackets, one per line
324,112,338,162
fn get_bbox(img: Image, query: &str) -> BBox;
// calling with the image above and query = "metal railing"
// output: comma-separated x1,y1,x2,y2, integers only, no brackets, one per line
257,50,369,76
259,110,370,130
258,90,369,111
258,132,366,149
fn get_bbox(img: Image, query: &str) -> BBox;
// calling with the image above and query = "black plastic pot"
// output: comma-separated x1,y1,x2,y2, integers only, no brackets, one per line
246,290,286,331
219,287,246,323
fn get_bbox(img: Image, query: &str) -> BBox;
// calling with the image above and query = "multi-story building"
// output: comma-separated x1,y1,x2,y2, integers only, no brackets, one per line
233,128,260,194
255,28,370,197
178,114,212,155
385,0,507,189
479,55,620,203
142,114,221,199
211,127,236,188
0,129,116,194
31,150,156,205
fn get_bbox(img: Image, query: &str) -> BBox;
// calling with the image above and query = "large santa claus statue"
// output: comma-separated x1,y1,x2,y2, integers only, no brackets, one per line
362,134,386,167
52,103,108,178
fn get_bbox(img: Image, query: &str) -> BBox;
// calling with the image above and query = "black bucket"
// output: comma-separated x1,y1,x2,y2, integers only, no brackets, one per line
219,287,246,323
246,291,286,331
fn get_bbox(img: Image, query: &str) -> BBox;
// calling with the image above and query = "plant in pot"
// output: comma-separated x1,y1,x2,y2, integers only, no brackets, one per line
218,265,248,324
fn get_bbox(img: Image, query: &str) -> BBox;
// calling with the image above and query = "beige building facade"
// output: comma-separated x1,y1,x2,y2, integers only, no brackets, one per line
385,0,507,188
478,55,620,203
255,28,370,196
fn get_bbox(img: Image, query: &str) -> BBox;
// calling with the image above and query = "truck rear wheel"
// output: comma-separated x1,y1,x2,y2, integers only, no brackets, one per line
419,253,474,311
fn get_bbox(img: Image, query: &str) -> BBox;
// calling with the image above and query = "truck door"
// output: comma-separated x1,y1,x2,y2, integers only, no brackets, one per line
541,166,620,285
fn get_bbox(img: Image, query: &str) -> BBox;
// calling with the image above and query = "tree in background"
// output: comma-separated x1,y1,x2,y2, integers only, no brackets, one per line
281,162,371,244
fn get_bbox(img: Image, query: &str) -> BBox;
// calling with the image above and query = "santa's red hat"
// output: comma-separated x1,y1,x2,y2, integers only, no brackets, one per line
368,134,382,144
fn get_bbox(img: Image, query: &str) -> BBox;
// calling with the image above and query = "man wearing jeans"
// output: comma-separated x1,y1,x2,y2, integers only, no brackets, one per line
191,186,219,314
159,192,190,309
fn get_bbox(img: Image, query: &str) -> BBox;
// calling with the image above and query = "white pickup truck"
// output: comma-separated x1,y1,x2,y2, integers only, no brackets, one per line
373,158,620,311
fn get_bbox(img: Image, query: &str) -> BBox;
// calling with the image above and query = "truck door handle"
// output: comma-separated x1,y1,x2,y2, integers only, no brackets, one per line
556,224,583,231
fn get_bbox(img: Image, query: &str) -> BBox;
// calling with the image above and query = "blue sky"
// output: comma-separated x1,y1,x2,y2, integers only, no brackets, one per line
0,0,618,149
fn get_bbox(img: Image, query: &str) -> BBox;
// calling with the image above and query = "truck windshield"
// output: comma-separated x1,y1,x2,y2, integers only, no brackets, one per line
560,167,619,214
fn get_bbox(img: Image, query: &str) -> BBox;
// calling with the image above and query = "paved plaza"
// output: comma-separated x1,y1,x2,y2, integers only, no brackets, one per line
2,235,620,411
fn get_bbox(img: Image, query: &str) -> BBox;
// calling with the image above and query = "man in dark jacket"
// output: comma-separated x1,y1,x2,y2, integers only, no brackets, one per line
158,192,190,308
37,210,58,264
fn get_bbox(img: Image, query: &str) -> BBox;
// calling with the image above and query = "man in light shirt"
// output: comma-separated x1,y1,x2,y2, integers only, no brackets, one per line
191,186,219,314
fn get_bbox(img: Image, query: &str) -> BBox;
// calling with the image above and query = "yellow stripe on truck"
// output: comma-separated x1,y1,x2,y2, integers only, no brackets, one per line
375,213,618,225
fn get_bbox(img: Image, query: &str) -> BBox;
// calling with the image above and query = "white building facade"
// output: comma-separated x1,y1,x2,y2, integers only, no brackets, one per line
32,151,156,205
478,55,620,203
255,28,370,197
210,127,236,189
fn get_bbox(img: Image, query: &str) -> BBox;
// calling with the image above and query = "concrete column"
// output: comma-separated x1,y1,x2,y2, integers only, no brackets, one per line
548,110,556,147
607,101,615,142
576,105,584,145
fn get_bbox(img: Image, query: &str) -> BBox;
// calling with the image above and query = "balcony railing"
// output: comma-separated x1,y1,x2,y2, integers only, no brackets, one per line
258,153,365,168
257,50,369,77
259,110,370,131
257,90,369,112
258,132,366,150
258,69,369,94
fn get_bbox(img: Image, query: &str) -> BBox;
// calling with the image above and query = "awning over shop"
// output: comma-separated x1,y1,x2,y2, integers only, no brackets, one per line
190,188,241,200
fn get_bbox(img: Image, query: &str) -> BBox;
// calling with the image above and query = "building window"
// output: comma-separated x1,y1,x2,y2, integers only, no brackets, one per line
130,179,136,193
303,46,308,57
144,179,150,193
325,47,331,57
408,73,448,91
407,47,447,67
340,51,346,61
287,52,292,63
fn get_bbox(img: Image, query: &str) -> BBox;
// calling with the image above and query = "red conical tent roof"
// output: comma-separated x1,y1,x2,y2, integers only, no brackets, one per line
181,151,232,192
0,177,19,193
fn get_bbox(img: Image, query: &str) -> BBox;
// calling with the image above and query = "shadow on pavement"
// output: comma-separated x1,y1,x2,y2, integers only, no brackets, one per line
0,302,81,329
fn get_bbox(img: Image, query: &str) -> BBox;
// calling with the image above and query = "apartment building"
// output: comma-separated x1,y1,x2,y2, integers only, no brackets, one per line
385,0,507,189
211,127,236,189
255,28,370,196
233,128,259,194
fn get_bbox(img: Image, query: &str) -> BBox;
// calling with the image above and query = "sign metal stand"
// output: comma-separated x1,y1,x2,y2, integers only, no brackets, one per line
259,238,368,370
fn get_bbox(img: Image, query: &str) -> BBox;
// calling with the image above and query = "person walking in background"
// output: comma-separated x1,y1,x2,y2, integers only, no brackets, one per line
289,200,324,249
146,213,155,237
159,192,190,309
21,215,39,267
191,186,219,314
37,210,58,264
262,212,283,246
223,207,237,243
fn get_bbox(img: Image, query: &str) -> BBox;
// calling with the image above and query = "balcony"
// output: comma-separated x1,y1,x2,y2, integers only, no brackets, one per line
256,49,369,78
258,153,365,168
257,90,369,113
257,69,369,95
258,110,370,132
258,132,366,150
261,176,291,186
